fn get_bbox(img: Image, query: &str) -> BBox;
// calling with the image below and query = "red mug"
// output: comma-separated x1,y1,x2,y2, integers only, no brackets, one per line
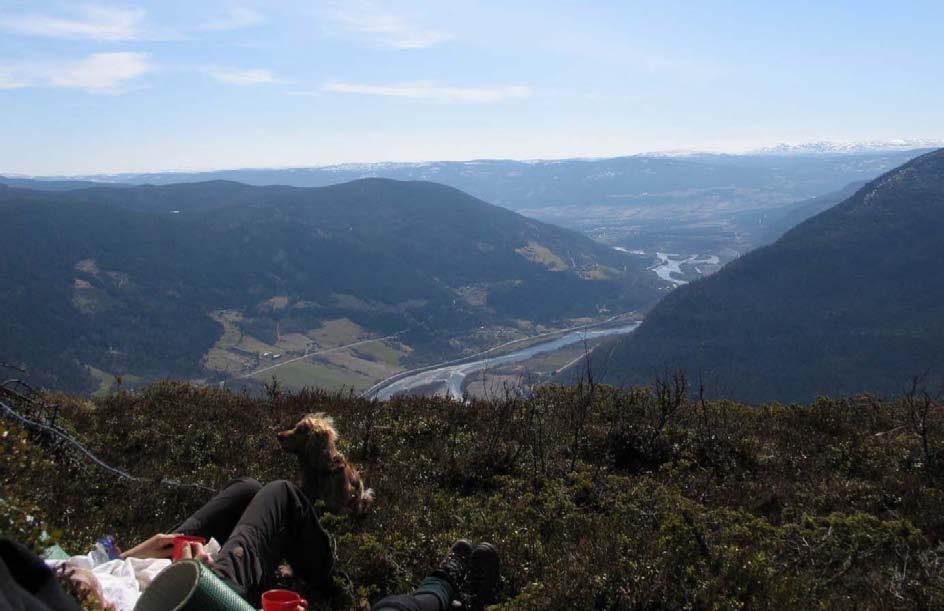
262,589,309,610
171,535,207,561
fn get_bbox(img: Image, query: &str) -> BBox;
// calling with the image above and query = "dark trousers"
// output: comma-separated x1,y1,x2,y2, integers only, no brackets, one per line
372,575,454,611
174,477,335,606
372,592,448,611
0,537,82,611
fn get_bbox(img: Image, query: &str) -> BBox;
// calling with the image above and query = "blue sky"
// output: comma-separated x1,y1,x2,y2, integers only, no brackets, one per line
1,1,943,174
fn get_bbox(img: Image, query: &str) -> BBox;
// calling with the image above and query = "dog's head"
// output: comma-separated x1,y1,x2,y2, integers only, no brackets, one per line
277,413,339,455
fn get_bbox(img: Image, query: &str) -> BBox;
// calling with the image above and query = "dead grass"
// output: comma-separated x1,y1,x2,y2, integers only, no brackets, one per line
514,241,570,271
308,319,367,347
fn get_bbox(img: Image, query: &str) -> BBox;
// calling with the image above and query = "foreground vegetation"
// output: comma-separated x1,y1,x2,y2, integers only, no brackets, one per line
2,378,943,609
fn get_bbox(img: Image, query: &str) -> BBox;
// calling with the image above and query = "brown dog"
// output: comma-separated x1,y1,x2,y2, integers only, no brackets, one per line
277,413,374,515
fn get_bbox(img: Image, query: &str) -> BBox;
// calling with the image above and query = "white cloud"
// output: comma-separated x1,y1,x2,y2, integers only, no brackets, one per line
330,1,450,49
48,52,151,92
202,7,262,31
0,5,144,41
323,81,531,102
211,68,282,85
0,52,151,93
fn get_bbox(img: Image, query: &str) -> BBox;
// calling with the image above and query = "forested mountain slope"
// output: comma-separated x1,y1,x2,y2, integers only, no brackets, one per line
755,181,866,245
577,149,944,403
0,179,662,393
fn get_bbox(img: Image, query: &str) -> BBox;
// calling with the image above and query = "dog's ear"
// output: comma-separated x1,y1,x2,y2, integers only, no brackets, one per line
309,412,336,429
299,414,319,431
307,413,340,445
302,418,335,459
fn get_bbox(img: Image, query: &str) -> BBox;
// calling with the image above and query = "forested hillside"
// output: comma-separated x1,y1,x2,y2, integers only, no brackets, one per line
576,149,944,403
0,179,662,393
755,181,865,245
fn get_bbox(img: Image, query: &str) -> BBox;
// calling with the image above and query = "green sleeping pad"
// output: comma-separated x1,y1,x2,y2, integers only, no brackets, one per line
133,560,255,611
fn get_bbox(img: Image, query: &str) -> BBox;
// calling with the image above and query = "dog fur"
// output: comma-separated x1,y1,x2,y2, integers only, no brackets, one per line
277,413,374,515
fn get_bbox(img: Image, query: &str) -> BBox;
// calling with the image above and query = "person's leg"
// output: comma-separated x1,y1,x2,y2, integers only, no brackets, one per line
173,477,262,543
372,540,470,611
374,541,501,611
0,537,83,611
371,590,447,611
372,578,452,611
211,480,334,606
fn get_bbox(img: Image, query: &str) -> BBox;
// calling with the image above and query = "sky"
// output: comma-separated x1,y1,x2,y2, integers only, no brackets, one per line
1,0,943,175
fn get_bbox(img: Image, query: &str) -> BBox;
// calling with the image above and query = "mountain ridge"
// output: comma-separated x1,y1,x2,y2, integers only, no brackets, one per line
569,148,944,402
4,150,925,207
6,150,929,255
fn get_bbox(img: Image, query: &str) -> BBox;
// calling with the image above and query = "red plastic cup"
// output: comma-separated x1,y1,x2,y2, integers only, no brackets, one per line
262,589,309,611
171,535,207,561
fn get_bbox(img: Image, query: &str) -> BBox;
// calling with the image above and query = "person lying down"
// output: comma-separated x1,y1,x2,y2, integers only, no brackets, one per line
38,477,499,610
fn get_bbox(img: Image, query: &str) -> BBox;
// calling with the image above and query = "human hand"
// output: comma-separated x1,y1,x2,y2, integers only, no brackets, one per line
176,540,214,566
121,533,180,559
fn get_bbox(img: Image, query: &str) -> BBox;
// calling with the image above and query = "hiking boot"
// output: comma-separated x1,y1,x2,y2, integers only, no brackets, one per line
466,543,500,610
430,539,473,590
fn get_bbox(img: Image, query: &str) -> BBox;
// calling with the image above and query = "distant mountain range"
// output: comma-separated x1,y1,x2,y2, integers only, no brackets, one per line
0,178,663,394
571,148,944,403
754,139,944,155
6,150,929,212
4,148,930,256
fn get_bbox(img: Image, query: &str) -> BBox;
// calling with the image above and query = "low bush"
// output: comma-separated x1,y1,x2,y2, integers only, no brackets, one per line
2,380,943,609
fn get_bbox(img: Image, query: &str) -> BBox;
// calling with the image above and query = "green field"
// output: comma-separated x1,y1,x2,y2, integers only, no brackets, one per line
203,311,252,374
526,344,589,372
251,358,373,392
208,310,242,349
308,318,366,347
236,335,280,355
351,340,406,367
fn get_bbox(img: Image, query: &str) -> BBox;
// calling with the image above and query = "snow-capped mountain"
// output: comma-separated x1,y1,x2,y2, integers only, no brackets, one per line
754,139,944,155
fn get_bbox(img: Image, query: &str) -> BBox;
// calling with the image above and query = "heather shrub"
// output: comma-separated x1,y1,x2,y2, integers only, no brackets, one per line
2,380,943,609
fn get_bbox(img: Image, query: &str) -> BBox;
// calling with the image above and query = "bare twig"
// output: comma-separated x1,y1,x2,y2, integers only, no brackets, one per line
905,374,938,480
0,397,215,493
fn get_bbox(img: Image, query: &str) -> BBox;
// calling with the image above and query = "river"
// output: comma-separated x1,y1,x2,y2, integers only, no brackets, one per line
612,247,720,286
366,322,641,401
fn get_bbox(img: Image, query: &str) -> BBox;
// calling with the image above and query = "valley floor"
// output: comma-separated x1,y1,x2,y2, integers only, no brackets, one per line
190,312,645,399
